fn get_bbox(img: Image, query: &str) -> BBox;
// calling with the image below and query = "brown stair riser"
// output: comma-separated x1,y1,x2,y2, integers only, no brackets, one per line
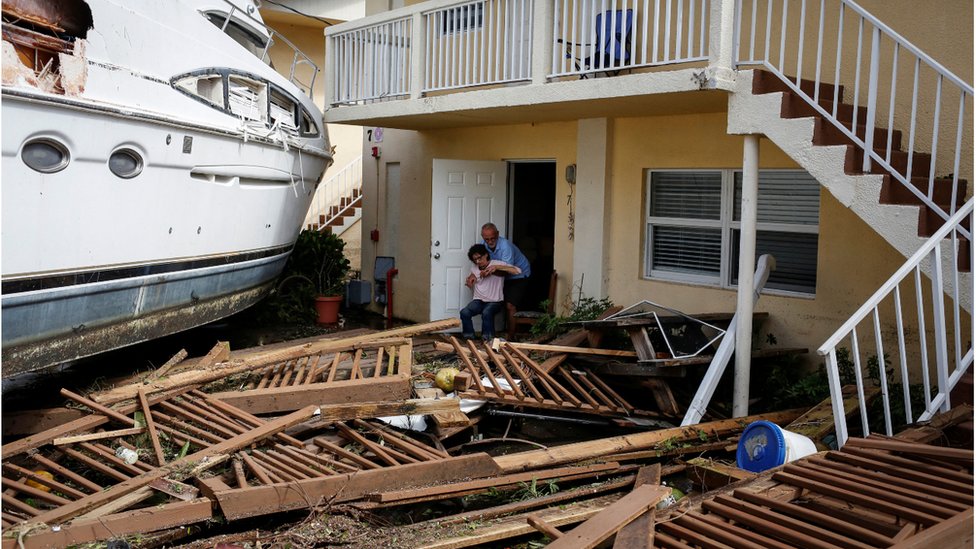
879,176,968,207
813,117,902,150
844,146,932,178
780,92,870,126
753,70,844,102
917,205,972,237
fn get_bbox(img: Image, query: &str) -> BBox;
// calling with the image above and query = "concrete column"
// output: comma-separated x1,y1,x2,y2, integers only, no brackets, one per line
733,134,760,417
707,0,737,88
531,0,554,85
410,12,425,99
323,29,335,108
571,118,612,300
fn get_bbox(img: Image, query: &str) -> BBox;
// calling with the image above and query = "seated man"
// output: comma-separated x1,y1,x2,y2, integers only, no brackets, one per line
460,244,521,341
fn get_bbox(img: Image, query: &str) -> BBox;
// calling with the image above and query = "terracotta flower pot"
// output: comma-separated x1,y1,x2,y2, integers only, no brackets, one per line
314,295,342,325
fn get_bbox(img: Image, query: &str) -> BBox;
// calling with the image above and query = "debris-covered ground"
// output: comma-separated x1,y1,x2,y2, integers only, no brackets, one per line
1,311,972,548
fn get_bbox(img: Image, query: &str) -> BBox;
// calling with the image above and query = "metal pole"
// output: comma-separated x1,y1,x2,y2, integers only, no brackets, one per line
733,134,760,417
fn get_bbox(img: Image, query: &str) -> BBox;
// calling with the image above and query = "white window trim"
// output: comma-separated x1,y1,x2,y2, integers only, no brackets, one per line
643,168,820,296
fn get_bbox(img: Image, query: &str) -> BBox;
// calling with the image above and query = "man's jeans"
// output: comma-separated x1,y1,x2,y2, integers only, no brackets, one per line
460,299,503,340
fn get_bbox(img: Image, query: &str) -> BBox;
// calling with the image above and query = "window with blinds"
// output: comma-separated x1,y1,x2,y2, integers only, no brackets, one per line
645,170,820,295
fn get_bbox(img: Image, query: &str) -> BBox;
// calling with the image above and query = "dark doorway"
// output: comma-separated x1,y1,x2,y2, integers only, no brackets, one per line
509,161,556,313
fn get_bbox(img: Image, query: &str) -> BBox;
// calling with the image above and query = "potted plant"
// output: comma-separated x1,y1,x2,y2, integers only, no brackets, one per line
278,229,351,324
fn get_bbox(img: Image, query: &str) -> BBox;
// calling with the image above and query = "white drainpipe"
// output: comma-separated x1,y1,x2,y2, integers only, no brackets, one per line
734,134,760,417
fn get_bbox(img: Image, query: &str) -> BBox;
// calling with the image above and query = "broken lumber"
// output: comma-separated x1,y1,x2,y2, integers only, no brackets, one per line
613,464,662,548
493,409,805,473
506,342,637,358
90,320,457,405
547,484,670,548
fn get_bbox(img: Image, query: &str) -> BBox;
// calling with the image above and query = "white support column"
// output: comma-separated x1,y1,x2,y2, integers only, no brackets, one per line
323,30,336,108
572,118,612,300
409,12,425,99
734,134,760,417
707,0,737,88
531,0,554,85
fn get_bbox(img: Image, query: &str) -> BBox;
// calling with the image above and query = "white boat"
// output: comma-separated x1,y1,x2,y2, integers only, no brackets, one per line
1,0,333,377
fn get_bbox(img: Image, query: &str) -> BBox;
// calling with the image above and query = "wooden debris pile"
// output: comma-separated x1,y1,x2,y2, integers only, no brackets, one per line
1,317,972,548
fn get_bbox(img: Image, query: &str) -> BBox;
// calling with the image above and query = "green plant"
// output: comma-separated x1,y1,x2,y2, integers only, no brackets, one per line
530,295,615,336
282,230,351,297
251,230,352,323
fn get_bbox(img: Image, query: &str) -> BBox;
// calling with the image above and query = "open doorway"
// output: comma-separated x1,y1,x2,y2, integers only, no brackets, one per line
508,161,556,313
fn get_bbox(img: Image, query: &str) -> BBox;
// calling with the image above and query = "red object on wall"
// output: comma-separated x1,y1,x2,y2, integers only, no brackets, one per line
370,228,380,242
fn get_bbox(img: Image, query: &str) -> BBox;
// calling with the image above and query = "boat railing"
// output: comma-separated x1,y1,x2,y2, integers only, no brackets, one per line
217,0,320,97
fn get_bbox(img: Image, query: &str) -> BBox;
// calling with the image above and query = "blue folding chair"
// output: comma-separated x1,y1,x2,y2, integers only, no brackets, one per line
584,9,634,72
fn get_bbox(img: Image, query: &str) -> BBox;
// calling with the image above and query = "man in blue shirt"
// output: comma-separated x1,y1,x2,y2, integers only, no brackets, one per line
469,222,532,326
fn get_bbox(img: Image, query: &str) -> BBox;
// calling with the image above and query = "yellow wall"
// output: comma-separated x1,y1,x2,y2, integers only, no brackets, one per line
365,110,948,368
359,122,577,321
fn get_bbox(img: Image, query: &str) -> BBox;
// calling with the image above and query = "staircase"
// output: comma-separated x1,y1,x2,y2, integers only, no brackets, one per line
304,155,363,236
729,0,972,447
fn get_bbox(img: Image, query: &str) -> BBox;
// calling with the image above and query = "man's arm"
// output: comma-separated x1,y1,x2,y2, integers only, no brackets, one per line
482,260,521,277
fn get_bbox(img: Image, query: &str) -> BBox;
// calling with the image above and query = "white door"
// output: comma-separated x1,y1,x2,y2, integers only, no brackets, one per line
430,159,508,325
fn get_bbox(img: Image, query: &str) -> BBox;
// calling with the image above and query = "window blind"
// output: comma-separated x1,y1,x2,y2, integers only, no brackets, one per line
733,171,820,225
650,172,722,220
651,226,722,274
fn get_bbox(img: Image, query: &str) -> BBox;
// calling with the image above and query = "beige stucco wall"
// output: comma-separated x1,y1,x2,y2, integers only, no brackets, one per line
359,123,578,321
362,109,954,367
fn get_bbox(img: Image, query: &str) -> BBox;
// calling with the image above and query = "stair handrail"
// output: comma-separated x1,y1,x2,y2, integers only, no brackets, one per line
304,155,363,229
734,0,973,241
817,198,974,449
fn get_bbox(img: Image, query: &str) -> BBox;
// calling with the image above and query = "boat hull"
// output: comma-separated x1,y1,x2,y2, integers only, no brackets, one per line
1,95,327,377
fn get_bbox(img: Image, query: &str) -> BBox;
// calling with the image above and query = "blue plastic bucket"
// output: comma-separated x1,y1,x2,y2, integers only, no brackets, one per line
736,420,818,472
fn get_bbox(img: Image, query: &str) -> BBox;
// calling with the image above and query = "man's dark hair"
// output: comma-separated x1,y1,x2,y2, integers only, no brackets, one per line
467,243,490,261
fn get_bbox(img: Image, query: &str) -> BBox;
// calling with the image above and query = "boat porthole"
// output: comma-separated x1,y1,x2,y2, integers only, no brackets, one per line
22,139,70,173
108,148,144,179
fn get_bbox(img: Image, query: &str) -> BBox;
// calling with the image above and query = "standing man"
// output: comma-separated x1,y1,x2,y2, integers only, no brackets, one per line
469,222,532,326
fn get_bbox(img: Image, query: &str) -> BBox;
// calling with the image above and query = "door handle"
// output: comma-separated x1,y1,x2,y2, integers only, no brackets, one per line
433,253,441,259
433,240,440,247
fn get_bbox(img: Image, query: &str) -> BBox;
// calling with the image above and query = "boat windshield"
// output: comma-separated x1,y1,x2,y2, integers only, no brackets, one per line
205,12,273,67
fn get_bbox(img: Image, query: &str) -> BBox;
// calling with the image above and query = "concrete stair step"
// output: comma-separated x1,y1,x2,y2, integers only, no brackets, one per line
813,117,902,151
844,146,933,178
879,176,968,207
753,69,844,101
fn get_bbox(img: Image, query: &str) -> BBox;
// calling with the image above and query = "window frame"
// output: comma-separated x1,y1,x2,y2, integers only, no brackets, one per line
643,168,820,297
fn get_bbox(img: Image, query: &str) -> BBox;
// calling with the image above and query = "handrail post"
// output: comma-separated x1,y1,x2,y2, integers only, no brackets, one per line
323,32,336,108
929,245,951,412
532,0,552,85
824,349,850,448
862,26,880,172
410,12,425,99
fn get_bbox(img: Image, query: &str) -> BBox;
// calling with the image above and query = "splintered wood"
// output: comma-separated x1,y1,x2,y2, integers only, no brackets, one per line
448,337,651,418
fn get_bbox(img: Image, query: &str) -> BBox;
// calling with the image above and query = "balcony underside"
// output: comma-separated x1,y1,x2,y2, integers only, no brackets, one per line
324,69,729,130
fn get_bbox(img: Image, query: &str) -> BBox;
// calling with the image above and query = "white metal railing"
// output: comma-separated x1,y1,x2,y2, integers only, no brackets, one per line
425,0,534,91
217,0,319,96
327,0,715,104
304,155,364,230
735,0,973,239
331,17,413,105
551,0,710,78
818,199,974,449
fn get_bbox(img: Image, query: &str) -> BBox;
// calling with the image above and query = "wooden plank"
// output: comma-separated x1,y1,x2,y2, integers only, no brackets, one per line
547,484,669,549
138,388,167,466
212,454,502,520
423,493,621,549
890,507,974,549
208,375,412,414
492,409,805,473
687,457,757,491
527,514,564,539
370,463,621,503
146,348,189,382
507,342,637,358
2,408,87,437
28,405,318,525
845,437,975,463
89,321,453,404
786,385,879,444
613,464,661,549
52,426,146,446
0,498,212,549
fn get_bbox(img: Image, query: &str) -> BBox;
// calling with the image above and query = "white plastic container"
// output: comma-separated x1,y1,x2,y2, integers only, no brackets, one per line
736,420,818,472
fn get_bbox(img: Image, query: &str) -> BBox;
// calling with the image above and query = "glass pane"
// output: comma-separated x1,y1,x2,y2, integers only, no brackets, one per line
650,172,722,220
734,171,820,225
731,230,818,293
652,226,722,275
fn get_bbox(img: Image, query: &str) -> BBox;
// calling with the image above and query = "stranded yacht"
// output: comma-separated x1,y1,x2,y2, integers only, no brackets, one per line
1,0,333,376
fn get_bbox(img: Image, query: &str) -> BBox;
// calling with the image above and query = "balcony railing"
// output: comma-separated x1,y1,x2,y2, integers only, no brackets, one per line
326,0,717,106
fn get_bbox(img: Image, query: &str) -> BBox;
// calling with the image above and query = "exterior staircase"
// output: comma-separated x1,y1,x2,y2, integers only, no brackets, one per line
747,70,971,270
304,155,363,236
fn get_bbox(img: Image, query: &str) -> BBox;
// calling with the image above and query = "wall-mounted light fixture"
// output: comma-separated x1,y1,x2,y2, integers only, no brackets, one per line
565,163,577,184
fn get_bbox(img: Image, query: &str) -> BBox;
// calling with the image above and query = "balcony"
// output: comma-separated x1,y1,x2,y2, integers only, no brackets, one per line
324,0,735,129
